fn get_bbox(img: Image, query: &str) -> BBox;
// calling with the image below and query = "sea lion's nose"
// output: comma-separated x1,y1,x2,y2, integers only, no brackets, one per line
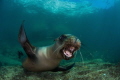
70,36,78,43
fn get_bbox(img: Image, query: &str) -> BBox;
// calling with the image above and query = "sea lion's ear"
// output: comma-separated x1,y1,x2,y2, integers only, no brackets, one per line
54,38,59,41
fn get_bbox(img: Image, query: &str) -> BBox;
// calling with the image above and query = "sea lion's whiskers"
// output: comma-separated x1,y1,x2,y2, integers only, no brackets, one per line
73,51,78,62
52,44,63,54
78,50,84,67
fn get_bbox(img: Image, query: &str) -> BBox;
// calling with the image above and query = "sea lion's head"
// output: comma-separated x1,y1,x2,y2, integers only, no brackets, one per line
55,34,81,60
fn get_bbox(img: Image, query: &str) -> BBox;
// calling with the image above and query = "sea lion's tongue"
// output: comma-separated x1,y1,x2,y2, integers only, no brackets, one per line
64,50,72,57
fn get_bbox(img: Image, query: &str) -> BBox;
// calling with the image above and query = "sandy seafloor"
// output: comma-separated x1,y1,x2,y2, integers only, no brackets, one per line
0,59,120,80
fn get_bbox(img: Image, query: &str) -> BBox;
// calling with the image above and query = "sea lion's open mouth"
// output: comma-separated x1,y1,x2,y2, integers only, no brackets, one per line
61,44,80,60
63,46,75,60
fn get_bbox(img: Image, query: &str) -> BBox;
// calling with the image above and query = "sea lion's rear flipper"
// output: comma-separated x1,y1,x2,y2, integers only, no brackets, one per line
52,63,75,72
18,21,37,61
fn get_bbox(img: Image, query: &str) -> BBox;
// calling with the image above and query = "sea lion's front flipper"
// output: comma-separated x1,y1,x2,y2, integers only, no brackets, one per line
18,21,37,61
52,63,75,72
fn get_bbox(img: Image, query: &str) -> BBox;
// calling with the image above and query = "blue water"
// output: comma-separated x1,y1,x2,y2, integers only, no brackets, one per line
0,0,120,66
61,0,115,9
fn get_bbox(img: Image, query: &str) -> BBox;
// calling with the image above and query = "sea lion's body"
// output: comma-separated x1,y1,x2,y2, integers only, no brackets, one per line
23,46,62,72
19,22,81,72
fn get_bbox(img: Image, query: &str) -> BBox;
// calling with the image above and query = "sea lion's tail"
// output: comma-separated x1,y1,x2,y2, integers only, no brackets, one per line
18,21,37,61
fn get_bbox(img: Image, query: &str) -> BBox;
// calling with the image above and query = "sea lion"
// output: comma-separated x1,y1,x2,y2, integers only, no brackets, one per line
18,22,81,72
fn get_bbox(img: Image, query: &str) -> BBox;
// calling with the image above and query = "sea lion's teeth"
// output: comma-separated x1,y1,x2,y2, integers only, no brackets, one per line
70,47,75,51
64,50,72,57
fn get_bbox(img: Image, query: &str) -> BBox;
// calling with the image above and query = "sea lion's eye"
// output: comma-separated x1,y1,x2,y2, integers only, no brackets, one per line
59,35,67,41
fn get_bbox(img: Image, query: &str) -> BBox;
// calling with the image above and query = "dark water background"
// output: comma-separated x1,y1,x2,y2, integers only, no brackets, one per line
0,0,120,66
